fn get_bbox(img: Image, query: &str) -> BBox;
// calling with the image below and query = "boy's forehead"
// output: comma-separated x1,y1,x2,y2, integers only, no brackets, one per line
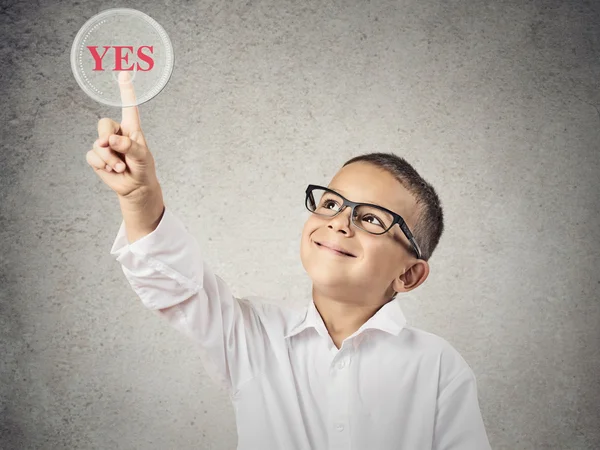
327,162,418,225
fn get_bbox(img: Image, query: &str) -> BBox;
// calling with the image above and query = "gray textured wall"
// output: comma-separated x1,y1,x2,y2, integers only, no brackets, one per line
1,0,599,449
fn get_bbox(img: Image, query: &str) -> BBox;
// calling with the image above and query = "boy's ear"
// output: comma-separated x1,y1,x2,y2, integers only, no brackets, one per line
392,260,430,293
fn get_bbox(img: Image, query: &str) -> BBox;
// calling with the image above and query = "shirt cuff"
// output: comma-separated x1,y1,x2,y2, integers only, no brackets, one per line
109,205,205,310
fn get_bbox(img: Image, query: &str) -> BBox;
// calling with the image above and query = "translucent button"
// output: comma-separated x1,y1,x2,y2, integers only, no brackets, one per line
338,360,346,369
70,8,174,107
335,423,345,432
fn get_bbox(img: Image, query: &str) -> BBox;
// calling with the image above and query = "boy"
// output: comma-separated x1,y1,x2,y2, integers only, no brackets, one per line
90,73,491,449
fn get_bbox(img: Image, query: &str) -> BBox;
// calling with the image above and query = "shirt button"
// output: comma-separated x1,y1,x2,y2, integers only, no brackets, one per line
338,360,346,369
335,423,345,432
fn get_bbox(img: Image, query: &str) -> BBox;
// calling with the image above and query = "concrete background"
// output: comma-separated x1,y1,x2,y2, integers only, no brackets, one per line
1,0,599,448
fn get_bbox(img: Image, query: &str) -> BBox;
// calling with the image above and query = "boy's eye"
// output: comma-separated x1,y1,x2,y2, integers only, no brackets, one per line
322,199,341,211
361,213,384,227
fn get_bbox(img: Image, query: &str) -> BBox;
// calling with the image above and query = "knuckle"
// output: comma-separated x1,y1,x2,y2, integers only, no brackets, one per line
92,139,103,152
86,150,102,169
91,142,123,169
98,117,119,139
97,117,110,130
93,142,112,160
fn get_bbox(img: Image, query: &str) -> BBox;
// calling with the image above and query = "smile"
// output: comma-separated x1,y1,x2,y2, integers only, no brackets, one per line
314,241,356,258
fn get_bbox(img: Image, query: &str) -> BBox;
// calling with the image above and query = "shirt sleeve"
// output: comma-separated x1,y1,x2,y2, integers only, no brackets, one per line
432,367,492,450
109,205,263,393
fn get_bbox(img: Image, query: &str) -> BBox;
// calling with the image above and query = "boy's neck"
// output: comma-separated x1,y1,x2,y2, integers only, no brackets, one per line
312,289,385,349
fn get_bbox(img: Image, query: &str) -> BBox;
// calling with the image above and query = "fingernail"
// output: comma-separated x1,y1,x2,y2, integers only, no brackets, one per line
110,135,119,146
105,164,112,172
115,162,125,172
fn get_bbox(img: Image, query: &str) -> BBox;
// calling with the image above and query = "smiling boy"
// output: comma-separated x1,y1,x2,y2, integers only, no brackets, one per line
109,154,491,449
99,76,489,450
300,157,431,350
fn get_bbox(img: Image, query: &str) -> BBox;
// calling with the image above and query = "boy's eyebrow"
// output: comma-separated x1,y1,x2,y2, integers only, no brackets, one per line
330,186,387,209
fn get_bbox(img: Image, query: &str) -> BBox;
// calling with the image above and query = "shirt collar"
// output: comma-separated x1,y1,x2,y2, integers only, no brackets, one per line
284,297,407,340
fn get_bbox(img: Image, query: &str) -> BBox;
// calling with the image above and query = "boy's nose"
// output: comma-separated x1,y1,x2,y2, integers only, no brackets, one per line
327,206,353,233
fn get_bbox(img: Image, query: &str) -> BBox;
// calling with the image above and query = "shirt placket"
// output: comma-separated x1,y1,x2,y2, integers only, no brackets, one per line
327,345,353,450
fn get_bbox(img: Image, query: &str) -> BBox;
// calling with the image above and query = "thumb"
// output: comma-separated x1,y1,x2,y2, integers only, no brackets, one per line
109,134,147,161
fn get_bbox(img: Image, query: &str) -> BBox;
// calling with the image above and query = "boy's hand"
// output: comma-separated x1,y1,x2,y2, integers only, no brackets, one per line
86,71,161,203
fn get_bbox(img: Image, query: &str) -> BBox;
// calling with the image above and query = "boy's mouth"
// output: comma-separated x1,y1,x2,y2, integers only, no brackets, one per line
314,240,356,257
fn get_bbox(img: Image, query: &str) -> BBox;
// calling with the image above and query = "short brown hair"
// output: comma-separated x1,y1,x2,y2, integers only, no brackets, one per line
342,152,444,262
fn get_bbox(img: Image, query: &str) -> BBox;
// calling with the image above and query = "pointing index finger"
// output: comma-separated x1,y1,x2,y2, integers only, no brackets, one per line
118,71,142,136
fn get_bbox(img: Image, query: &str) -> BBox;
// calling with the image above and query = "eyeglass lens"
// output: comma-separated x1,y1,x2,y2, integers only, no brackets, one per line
307,188,394,234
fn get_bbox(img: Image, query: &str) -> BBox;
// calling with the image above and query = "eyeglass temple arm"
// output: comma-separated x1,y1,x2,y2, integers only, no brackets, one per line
399,221,423,259
409,237,422,259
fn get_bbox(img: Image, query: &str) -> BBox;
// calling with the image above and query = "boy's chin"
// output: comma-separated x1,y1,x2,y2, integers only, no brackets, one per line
307,271,353,289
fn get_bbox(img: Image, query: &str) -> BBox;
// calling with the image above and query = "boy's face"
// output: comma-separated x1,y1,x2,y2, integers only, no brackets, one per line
300,161,428,303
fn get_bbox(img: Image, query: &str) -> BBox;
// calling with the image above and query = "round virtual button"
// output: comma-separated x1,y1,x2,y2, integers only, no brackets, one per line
70,8,174,107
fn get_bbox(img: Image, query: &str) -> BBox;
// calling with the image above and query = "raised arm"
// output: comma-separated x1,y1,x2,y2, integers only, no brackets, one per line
109,206,262,392
87,72,263,392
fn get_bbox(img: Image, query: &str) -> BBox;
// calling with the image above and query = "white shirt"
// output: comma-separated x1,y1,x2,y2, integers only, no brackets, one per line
110,206,492,450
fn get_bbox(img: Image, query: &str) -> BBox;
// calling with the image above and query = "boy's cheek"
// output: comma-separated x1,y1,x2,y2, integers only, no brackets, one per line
299,236,315,272
303,214,324,232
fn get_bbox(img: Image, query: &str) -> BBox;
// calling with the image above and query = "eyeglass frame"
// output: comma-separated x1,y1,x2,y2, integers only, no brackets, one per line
305,184,423,260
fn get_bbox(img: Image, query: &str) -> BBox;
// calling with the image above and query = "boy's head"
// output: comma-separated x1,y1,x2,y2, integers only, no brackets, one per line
300,152,444,306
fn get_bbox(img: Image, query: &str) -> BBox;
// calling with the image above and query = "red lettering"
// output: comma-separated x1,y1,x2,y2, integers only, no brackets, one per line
113,46,135,71
86,46,155,72
136,46,154,71
86,46,111,71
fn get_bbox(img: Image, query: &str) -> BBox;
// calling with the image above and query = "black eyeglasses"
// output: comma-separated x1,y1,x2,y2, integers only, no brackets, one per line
305,184,423,259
